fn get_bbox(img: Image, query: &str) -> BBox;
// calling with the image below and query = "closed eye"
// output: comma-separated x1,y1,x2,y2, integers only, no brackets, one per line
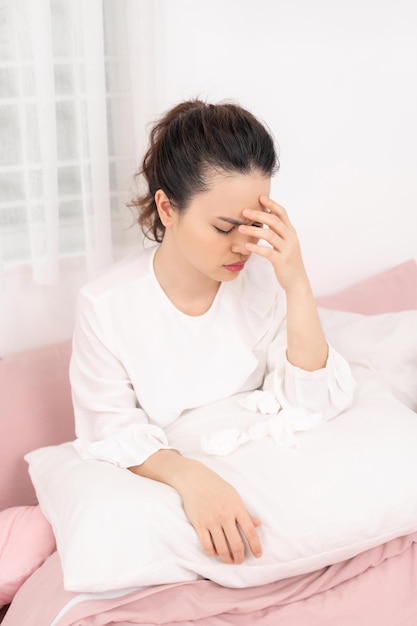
214,226,234,235
214,222,263,235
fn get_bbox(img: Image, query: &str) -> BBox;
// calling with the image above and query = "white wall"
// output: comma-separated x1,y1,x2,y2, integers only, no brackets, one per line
0,260,88,355
154,0,417,294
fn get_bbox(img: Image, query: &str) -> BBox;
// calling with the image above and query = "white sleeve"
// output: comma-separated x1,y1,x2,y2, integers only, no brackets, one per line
262,308,357,420
70,289,173,467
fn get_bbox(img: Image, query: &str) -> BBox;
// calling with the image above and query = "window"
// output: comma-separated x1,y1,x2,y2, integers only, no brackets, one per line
0,0,151,283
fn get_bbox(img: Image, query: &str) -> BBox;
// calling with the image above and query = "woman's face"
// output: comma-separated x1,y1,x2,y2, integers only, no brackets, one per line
161,170,271,284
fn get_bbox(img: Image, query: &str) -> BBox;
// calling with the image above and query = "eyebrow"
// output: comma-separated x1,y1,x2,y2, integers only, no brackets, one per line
216,217,246,226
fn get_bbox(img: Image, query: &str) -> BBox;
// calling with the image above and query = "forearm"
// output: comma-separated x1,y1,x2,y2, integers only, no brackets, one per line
285,278,328,372
241,196,329,372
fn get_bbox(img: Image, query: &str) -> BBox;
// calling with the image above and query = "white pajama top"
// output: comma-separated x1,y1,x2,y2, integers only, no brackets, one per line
70,245,356,467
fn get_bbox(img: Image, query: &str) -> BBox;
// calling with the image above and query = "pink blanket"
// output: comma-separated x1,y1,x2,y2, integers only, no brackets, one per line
4,533,417,625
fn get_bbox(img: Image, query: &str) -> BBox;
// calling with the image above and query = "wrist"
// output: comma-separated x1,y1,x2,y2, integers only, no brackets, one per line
284,274,312,300
169,457,206,493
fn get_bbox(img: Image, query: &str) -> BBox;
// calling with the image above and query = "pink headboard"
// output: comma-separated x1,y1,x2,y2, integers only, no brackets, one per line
316,259,417,314
0,341,75,510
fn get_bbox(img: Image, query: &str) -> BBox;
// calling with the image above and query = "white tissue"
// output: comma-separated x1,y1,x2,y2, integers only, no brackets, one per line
238,390,280,415
200,392,323,456
200,428,249,456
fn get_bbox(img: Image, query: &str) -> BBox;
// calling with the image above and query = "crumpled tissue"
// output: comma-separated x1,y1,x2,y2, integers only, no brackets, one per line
200,390,323,456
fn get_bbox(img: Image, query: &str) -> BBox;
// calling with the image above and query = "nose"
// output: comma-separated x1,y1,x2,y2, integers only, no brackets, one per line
230,227,256,256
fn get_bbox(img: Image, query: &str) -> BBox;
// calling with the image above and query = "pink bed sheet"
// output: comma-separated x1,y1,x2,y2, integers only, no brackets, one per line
4,532,417,626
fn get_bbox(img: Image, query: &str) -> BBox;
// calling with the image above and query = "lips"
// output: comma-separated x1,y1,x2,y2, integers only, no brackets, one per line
224,261,246,272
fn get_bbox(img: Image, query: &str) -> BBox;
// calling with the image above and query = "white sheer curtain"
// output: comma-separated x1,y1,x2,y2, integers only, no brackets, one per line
0,0,155,286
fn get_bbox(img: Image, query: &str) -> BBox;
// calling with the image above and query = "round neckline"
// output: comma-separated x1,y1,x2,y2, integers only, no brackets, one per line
148,245,227,320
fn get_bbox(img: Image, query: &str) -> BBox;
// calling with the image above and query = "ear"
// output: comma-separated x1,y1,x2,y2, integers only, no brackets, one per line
154,189,177,228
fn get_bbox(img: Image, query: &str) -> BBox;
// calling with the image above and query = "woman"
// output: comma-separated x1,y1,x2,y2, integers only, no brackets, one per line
70,99,355,569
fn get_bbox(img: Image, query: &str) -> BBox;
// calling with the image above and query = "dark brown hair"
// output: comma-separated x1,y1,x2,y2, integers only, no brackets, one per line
129,99,279,242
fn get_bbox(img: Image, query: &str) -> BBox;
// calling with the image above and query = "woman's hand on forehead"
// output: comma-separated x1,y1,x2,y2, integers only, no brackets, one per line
238,195,309,292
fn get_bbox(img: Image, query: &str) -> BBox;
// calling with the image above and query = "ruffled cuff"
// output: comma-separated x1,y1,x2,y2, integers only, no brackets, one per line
73,424,175,468
268,344,356,419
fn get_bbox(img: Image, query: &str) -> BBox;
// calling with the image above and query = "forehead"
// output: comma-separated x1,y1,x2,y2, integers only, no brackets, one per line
188,170,271,217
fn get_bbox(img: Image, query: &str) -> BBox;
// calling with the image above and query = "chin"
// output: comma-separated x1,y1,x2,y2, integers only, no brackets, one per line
219,269,241,281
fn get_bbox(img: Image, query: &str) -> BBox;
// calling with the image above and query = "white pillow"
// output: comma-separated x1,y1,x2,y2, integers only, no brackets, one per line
319,309,417,411
26,382,417,593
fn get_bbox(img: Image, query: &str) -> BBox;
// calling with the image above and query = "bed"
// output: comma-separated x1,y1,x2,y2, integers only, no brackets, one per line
1,259,417,625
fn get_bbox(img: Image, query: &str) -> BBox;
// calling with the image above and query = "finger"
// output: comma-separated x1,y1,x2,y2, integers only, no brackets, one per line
259,195,293,228
239,221,289,258
222,523,246,564
238,222,286,250
250,516,262,528
237,514,263,559
209,528,234,564
241,209,292,237
198,528,217,558
244,240,278,260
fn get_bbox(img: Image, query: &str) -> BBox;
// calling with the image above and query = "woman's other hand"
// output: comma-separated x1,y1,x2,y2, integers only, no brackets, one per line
178,461,262,564
129,450,262,564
